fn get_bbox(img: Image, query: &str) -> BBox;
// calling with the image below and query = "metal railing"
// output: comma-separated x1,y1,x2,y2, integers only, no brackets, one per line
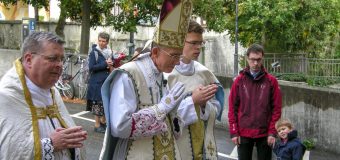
263,57,340,78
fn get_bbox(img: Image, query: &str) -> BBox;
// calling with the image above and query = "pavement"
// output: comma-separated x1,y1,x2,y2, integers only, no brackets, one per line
65,102,340,160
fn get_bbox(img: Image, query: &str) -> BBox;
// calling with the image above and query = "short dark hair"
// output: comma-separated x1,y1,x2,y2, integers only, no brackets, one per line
22,31,64,56
188,20,204,34
98,32,110,42
246,44,264,56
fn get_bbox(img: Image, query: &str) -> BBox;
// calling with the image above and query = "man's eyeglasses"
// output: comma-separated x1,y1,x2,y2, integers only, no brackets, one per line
185,41,205,47
32,52,65,63
159,48,183,61
248,58,262,63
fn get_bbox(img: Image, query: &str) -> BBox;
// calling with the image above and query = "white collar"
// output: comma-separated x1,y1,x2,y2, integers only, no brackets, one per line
25,76,52,106
175,60,195,76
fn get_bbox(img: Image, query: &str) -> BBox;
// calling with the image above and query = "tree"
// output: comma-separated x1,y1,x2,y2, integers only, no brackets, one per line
104,0,162,33
1,0,49,22
80,0,90,55
104,0,228,33
54,0,115,54
192,0,228,33
223,0,340,55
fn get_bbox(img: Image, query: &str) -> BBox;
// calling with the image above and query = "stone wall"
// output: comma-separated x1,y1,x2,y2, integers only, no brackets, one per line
204,31,247,77
0,21,155,54
0,21,22,49
0,49,21,79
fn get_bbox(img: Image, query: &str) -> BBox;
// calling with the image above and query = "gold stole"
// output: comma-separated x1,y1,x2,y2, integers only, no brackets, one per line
189,105,205,160
153,116,175,160
14,58,69,160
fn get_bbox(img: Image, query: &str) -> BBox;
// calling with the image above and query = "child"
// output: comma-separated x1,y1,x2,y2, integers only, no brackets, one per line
273,119,306,160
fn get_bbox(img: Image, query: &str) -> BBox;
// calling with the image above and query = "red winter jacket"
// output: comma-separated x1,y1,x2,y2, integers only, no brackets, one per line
228,66,282,138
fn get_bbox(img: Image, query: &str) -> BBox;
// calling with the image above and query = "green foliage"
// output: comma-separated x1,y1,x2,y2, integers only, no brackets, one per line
104,0,162,33
192,0,228,33
1,0,49,10
0,0,17,6
239,54,247,68
270,74,340,87
275,73,307,82
57,0,115,28
303,138,315,150
306,77,340,87
223,0,340,54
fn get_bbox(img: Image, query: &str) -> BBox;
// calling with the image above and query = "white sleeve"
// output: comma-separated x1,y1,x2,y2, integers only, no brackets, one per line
109,72,168,139
176,96,198,126
200,98,221,121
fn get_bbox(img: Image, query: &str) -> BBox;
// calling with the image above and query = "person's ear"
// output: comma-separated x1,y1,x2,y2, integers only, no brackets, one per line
23,52,33,67
151,47,159,58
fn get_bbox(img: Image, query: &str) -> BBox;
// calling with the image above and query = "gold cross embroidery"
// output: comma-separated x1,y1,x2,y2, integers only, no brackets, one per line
36,105,59,119
207,140,215,156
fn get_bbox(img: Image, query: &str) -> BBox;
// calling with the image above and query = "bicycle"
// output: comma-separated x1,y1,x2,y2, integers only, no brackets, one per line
73,55,89,99
55,53,75,99
55,53,89,100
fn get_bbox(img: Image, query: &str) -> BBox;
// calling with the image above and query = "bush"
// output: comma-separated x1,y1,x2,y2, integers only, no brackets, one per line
272,73,340,87
303,139,315,150
274,73,307,82
306,77,340,87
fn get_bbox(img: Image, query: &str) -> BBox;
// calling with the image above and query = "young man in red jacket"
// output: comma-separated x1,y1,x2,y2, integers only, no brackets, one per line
228,44,282,160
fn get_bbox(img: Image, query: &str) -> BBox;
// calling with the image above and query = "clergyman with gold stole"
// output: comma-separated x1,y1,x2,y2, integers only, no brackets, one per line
0,31,87,160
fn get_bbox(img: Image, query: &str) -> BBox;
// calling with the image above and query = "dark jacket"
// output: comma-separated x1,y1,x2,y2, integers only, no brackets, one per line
273,130,306,160
86,44,111,101
228,66,282,138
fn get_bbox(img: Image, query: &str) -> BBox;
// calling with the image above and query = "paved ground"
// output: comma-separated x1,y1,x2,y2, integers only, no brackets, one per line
65,102,339,160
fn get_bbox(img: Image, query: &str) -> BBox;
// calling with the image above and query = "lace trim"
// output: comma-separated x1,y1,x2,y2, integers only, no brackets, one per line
41,138,54,160
130,108,168,139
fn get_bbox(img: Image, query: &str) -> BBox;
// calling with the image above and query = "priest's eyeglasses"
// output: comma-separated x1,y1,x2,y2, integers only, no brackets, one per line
32,52,65,63
159,48,183,61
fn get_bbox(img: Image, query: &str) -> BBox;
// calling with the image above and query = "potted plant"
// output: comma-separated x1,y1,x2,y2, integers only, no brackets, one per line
302,138,315,160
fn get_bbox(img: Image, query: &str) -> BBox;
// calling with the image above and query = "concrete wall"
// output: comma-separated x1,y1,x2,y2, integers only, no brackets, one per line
216,76,340,155
0,49,21,79
204,31,247,77
279,81,340,154
0,21,156,54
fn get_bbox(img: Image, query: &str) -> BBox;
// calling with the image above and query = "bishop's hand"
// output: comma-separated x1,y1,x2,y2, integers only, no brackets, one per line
158,82,185,113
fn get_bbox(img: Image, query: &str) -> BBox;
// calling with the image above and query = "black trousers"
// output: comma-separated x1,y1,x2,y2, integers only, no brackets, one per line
238,137,272,160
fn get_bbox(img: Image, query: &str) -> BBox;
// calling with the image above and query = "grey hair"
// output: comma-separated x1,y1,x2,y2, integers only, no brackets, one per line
98,32,110,42
21,31,65,56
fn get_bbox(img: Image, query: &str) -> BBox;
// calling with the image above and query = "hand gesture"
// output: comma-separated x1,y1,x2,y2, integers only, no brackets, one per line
192,84,218,106
106,58,114,71
158,82,185,113
50,126,87,151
